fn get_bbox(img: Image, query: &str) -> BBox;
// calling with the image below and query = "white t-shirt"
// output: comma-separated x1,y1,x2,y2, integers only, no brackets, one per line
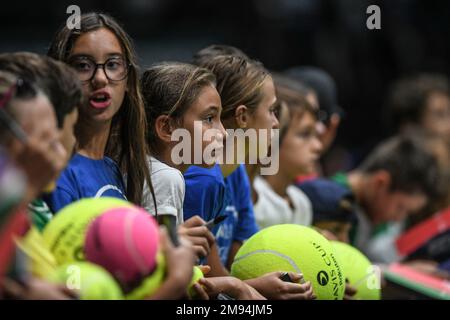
142,156,185,225
253,176,313,229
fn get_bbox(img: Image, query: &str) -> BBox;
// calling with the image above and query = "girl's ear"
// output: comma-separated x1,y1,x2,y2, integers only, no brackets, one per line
372,170,391,192
155,115,174,143
235,105,249,129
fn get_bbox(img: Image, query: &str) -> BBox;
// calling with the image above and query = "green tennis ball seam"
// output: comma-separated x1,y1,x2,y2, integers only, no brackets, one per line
231,225,346,300
233,249,303,274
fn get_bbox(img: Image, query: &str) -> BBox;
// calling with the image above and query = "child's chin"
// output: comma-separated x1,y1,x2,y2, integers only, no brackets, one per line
199,162,216,169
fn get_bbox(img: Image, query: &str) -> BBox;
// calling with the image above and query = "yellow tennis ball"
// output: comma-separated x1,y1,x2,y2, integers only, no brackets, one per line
125,253,166,300
332,241,381,300
48,261,123,300
42,197,132,265
231,224,345,300
187,266,205,299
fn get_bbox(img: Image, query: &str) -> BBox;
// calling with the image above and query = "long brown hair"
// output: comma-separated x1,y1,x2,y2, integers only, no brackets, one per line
141,62,216,154
47,12,154,206
196,54,269,126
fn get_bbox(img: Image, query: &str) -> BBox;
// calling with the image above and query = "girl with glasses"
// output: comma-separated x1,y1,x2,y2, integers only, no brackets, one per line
45,13,156,212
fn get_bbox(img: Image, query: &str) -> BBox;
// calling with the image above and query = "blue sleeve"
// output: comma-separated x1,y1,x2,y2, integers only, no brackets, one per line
183,174,226,222
233,167,259,242
43,169,79,213
43,186,77,214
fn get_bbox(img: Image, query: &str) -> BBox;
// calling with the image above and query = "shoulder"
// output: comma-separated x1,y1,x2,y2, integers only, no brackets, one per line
184,164,224,188
254,176,276,199
103,156,121,171
227,164,250,185
150,157,184,186
288,185,311,203
53,159,80,193
156,168,184,187
287,185,312,212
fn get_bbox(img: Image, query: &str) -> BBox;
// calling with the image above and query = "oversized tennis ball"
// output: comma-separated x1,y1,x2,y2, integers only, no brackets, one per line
84,206,160,288
231,224,345,300
187,266,205,299
125,253,166,300
42,197,132,265
332,241,381,300
48,261,123,300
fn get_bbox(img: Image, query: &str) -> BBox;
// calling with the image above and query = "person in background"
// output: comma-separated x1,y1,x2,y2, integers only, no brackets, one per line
192,47,315,300
327,134,440,259
253,90,322,229
0,71,73,299
45,12,154,212
0,52,83,231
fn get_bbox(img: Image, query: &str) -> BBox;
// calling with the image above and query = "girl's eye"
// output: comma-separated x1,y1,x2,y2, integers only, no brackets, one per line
73,61,92,71
298,130,316,139
106,60,122,70
205,116,214,123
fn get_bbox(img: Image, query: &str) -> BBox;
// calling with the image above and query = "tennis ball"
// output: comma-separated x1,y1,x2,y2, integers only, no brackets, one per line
332,241,381,300
48,261,123,300
84,206,160,288
231,224,345,300
187,266,205,299
42,197,132,265
125,253,166,300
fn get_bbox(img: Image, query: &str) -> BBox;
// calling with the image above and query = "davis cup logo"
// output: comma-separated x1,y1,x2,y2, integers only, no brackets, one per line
317,270,329,286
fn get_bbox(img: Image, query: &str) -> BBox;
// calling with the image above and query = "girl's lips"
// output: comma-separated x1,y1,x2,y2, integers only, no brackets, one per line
89,97,112,109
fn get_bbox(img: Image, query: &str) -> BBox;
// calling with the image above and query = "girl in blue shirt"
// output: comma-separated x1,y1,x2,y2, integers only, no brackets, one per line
45,13,153,212
141,62,226,258
184,46,315,299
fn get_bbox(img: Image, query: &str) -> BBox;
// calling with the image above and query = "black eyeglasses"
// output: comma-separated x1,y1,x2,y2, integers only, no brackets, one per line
0,78,32,143
69,56,131,83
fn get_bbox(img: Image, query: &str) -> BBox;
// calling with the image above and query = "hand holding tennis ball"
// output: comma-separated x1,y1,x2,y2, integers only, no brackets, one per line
231,224,346,300
244,271,316,300
147,227,197,300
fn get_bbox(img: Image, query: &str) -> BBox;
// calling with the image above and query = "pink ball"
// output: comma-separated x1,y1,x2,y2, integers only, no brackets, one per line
84,206,160,287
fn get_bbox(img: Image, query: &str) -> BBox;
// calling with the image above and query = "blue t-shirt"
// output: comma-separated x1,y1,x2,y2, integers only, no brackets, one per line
183,164,258,266
44,153,127,213
214,165,259,265
183,164,227,222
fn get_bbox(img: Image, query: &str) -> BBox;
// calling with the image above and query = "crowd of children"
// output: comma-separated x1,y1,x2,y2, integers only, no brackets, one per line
0,12,449,300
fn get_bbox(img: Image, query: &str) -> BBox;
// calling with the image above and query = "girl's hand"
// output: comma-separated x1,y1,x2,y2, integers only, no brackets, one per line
149,227,196,300
198,276,266,300
178,216,215,258
245,271,316,300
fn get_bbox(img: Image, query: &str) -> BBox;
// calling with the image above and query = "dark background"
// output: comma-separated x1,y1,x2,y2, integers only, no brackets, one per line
1,0,449,169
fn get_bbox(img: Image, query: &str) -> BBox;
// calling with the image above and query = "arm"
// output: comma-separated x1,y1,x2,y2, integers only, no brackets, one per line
43,187,76,214
226,241,242,270
147,227,196,300
206,243,230,277
198,276,266,300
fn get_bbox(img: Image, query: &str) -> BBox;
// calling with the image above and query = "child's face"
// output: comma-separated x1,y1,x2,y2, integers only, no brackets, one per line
59,108,78,164
422,92,450,143
369,188,427,224
279,112,322,178
246,77,279,151
42,108,79,192
69,28,128,125
9,95,59,157
8,94,67,194
181,84,225,168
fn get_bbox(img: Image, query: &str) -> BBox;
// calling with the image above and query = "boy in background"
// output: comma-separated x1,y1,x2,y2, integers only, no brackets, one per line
299,134,440,260
0,52,83,230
